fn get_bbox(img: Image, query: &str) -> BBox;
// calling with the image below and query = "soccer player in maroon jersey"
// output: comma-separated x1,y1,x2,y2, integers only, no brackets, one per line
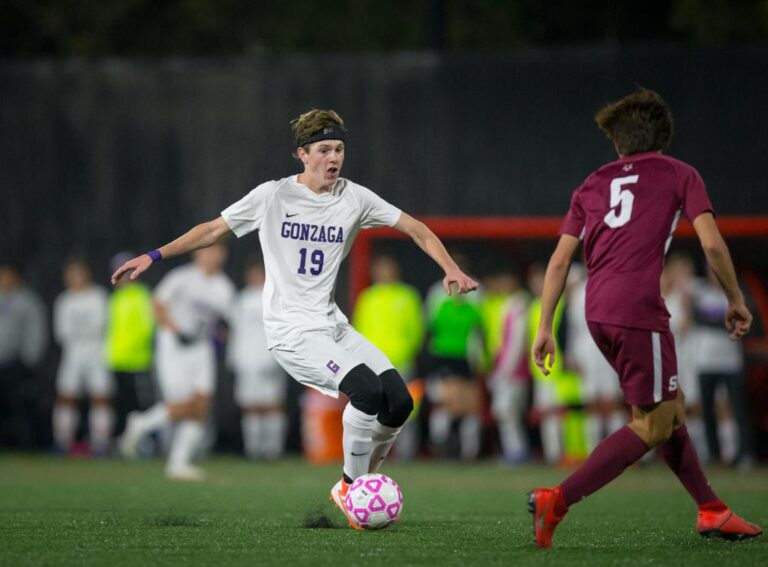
528,88,763,548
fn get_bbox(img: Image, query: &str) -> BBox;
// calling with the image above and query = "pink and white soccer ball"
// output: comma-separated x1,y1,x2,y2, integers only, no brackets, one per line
344,473,403,530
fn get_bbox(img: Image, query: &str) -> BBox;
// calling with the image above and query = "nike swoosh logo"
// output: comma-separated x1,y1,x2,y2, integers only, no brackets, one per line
538,498,550,530
351,451,370,457
285,212,300,218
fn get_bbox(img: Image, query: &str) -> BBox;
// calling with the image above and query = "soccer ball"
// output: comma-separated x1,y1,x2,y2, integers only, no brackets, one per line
344,473,403,530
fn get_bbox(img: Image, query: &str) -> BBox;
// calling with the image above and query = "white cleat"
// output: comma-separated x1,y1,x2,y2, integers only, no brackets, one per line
330,478,363,530
165,464,206,482
119,412,143,459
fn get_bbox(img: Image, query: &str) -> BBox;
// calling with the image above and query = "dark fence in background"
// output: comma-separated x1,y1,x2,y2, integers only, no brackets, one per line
2,44,767,296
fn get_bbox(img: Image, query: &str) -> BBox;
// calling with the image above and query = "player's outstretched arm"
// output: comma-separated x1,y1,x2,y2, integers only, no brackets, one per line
393,213,478,294
532,234,580,376
692,212,752,339
111,217,232,284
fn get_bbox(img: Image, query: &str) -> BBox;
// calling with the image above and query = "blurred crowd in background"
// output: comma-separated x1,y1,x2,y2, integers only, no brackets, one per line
0,246,759,469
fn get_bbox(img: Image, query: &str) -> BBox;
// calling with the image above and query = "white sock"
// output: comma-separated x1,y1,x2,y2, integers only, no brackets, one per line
429,408,451,446
168,420,205,470
368,421,401,473
136,403,170,436
498,418,527,457
260,413,286,460
53,404,79,450
394,421,419,461
241,414,263,459
540,414,561,464
342,403,376,480
89,405,114,452
459,415,481,461
718,418,737,463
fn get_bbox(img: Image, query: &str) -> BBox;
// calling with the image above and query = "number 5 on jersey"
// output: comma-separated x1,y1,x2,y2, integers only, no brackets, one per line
604,174,638,228
298,248,324,275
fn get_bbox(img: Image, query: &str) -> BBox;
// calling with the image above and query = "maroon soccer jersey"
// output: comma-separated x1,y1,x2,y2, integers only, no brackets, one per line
560,152,713,331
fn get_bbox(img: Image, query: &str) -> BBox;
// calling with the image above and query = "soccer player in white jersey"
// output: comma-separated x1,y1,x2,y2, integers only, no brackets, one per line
565,269,624,450
119,244,235,481
52,258,113,455
112,109,478,524
228,258,287,460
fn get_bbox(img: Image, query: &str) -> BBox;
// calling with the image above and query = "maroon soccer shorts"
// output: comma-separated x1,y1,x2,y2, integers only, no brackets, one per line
587,321,678,406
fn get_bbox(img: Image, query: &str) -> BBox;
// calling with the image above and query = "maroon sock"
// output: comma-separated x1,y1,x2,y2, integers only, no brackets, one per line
560,426,649,507
655,425,719,505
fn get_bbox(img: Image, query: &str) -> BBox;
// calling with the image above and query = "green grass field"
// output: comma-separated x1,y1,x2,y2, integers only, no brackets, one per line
0,455,765,566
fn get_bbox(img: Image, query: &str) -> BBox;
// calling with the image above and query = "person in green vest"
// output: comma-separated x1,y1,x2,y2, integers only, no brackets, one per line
352,254,425,459
527,263,588,465
106,252,156,438
424,253,484,460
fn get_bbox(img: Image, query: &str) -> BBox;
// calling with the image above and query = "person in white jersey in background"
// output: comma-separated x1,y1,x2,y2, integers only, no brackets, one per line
120,244,235,481
52,257,113,456
228,257,287,460
565,265,624,451
111,109,478,526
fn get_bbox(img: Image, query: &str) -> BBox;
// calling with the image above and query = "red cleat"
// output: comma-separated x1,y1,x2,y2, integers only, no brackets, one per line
697,508,763,541
528,487,568,548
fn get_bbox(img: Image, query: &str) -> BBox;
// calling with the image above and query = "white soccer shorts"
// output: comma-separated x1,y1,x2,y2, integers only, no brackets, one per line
234,365,287,407
56,344,114,398
270,323,394,398
155,331,215,403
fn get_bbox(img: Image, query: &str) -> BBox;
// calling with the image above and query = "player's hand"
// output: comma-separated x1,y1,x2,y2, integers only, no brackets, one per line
443,271,478,295
532,331,556,376
725,301,752,340
111,254,153,285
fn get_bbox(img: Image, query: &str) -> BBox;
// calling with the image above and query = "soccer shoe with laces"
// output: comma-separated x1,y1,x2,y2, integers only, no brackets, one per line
697,507,763,541
330,478,363,530
528,487,567,548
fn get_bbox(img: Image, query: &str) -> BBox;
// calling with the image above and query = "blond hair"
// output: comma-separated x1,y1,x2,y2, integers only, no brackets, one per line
290,109,346,148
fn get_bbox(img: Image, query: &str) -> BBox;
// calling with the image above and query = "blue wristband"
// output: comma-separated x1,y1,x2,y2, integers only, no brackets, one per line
147,249,162,263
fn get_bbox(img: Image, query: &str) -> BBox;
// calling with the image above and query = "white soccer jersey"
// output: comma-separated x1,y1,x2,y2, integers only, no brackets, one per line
53,286,108,346
228,287,278,372
221,176,401,348
154,264,236,340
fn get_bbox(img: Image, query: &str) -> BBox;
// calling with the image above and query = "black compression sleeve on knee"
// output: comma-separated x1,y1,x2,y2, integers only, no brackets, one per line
377,369,414,428
338,364,384,416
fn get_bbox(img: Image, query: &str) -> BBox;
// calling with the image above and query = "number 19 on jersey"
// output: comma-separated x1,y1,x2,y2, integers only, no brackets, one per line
298,248,324,276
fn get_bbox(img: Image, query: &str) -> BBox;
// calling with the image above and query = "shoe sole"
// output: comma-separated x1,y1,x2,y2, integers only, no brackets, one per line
330,491,364,531
527,491,537,545
698,529,762,541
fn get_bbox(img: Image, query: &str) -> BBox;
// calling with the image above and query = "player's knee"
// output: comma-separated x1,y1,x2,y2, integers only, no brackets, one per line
339,364,384,416
378,369,413,428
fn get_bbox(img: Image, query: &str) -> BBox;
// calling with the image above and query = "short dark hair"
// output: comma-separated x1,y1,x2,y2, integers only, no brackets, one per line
595,88,673,156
